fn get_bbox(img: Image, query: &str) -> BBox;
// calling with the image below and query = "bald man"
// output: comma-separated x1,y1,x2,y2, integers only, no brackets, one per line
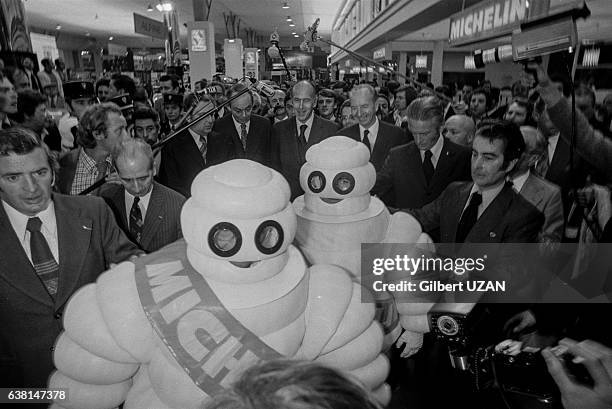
443,114,475,147
270,80,339,200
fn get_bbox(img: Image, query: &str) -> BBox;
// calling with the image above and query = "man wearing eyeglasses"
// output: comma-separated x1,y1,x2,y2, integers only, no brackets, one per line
213,82,272,166
100,138,185,253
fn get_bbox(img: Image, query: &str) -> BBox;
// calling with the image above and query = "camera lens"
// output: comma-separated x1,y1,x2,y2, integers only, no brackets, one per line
437,315,459,336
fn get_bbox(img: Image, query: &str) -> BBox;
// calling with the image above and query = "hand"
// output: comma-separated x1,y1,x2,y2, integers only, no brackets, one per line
105,172,123,185
503,310,537,334
542,338,612,409
574,187,596,209
526,62,563,107
396,330,424,358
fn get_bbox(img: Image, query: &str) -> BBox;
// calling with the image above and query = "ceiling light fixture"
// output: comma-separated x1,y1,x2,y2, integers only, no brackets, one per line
293,34,299,38
156,2,173,12
55,25,62,30
286,16,292,21
289,22,295,27
147,3,154,11
282,2,290,9
109,36,114,41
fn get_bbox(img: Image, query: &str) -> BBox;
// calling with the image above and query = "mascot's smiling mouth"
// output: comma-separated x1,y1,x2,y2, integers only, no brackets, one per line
230,261,260,268
321,198,343,204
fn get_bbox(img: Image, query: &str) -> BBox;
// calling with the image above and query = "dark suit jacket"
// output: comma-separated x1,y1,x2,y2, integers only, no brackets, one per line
158,129,232,197
100,182,185,253
373,138,471,209
213,113,272,166
338,121,408,172
55,147,80,195
0,194,140,388
270,115,340,200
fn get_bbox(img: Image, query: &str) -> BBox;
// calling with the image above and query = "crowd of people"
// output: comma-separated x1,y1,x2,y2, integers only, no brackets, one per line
0,54,611,409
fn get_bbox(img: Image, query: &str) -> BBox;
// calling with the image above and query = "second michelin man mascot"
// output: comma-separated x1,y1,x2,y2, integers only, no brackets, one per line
49,159,390,409
293,136,435,356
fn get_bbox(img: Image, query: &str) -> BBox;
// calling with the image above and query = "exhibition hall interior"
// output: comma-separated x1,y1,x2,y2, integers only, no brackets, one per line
0,0,611,408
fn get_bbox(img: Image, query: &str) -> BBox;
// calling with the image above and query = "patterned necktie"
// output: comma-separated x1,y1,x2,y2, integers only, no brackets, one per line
199,135,207,163
129,197,143,244
95,160,108,182
456,192,483,244
422,150,434,185
299,124,308,146
362,129,371,152
240,123,247,150
26,217,59,298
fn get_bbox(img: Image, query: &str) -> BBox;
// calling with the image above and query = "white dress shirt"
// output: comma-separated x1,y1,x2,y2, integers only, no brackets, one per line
547,133,560,164
189,128,207,150
125,188,153,228
419,134,444,169
511,170,530,193
296,113,315,142
3,200,59,264
359,118,380,148
233,116,250,138
463,181,506,219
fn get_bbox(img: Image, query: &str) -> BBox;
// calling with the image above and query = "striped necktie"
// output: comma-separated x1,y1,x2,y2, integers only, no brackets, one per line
26,217,59,298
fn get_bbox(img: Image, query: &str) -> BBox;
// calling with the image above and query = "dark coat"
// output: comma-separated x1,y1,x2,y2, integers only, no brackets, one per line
100,181,185,253
213,113,272,166
0,194,141,388
270,115,340,200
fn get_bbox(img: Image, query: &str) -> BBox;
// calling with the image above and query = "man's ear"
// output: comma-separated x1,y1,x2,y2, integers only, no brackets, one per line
92,128,105,141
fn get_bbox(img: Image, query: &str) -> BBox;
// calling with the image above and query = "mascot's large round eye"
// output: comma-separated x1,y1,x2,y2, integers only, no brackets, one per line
255,220,284,255
308,171,326,193
332,172,355,195
208,222,242,257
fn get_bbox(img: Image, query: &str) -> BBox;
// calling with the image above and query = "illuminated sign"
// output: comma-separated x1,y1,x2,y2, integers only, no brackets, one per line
191,29,207,52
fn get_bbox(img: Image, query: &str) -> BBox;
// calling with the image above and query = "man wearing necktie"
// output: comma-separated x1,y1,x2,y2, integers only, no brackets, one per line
212,82,272,166
270,81,339,200
338,84,407,172
400,120,544,408
0,127,140,392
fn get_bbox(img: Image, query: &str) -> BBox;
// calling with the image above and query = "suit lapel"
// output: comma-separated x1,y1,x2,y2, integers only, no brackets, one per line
519,174,544,210
179,131,206,168
0,204,54,307
546,137,569,181
246,117,260,156
449,182,472,241
54,196,92,309
141,183,164,251
406,143,428,188
112,186,128,230
430,139,455,188
308,116,323,147
370,123,387,166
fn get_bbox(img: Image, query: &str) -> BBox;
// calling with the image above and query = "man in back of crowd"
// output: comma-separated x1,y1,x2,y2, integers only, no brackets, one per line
37,58,63,98
469,87,491,124
17,89,62,152
271,80,339,200
338,84,407,172
0,127,140,392
504,98,533,127
268,89,288,123
443,114,475,147
56,103,129,195
317,88,338,122
109,74,136,99
132,107,162,173
100,138,185,252
384,85,418,130
154,74,181,126
213,82,272,166
22,57,42,92
0,76,18,129
95,78,110,102
161,92,183,135
58,81,97,152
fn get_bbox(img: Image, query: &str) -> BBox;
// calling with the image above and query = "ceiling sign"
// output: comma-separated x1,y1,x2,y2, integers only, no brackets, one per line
133,13,168,40
448,0,550,46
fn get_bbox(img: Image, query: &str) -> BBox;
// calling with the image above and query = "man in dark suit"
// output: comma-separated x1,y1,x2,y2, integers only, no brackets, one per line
338,84,407,173
213,82,272,166
373,96,471,210
158,96,232,197
399,120,544,409
0,128,140,392
101,139,185,253
271,80,339,200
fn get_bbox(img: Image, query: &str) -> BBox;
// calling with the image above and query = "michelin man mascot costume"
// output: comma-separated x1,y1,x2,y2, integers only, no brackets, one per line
293,136,434,356
49,159,390,409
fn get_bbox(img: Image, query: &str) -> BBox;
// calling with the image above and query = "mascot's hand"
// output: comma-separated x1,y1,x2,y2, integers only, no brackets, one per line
396,330,423,358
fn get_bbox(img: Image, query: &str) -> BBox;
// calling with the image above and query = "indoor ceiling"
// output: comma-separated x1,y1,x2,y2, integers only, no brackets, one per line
23,0,337,51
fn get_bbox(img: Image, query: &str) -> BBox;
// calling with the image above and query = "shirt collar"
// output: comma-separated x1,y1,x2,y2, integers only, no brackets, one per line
80,148,112,174
423,134,444,161
511,170,530,192
232,116,250,133
2,199,56,242
469,180,506,213
189,128,206,146
125,186,153,215
359,117,379,135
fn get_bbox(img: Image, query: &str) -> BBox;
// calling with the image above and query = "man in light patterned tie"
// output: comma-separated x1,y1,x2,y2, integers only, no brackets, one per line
0,127,140,391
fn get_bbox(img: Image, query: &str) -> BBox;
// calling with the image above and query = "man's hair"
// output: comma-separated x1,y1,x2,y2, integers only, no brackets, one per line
0,126,57,173
349,84,377,104
204,360,381,409
394,85,418,107
292,80,317,99
228,82,253,104
40,58,52,68
160,74,180,90
470,87,492,108
112,138,154,171
406,96,444,127
132,107,159,124
506,98,533,125
111,74,136,97
435,85,453,99
18,89,46,118
475,119,526,167
575,84,596,108
95,78,110,93
340,99,352,111
376,94,390,106
77,103,123,149
317,88,337,102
